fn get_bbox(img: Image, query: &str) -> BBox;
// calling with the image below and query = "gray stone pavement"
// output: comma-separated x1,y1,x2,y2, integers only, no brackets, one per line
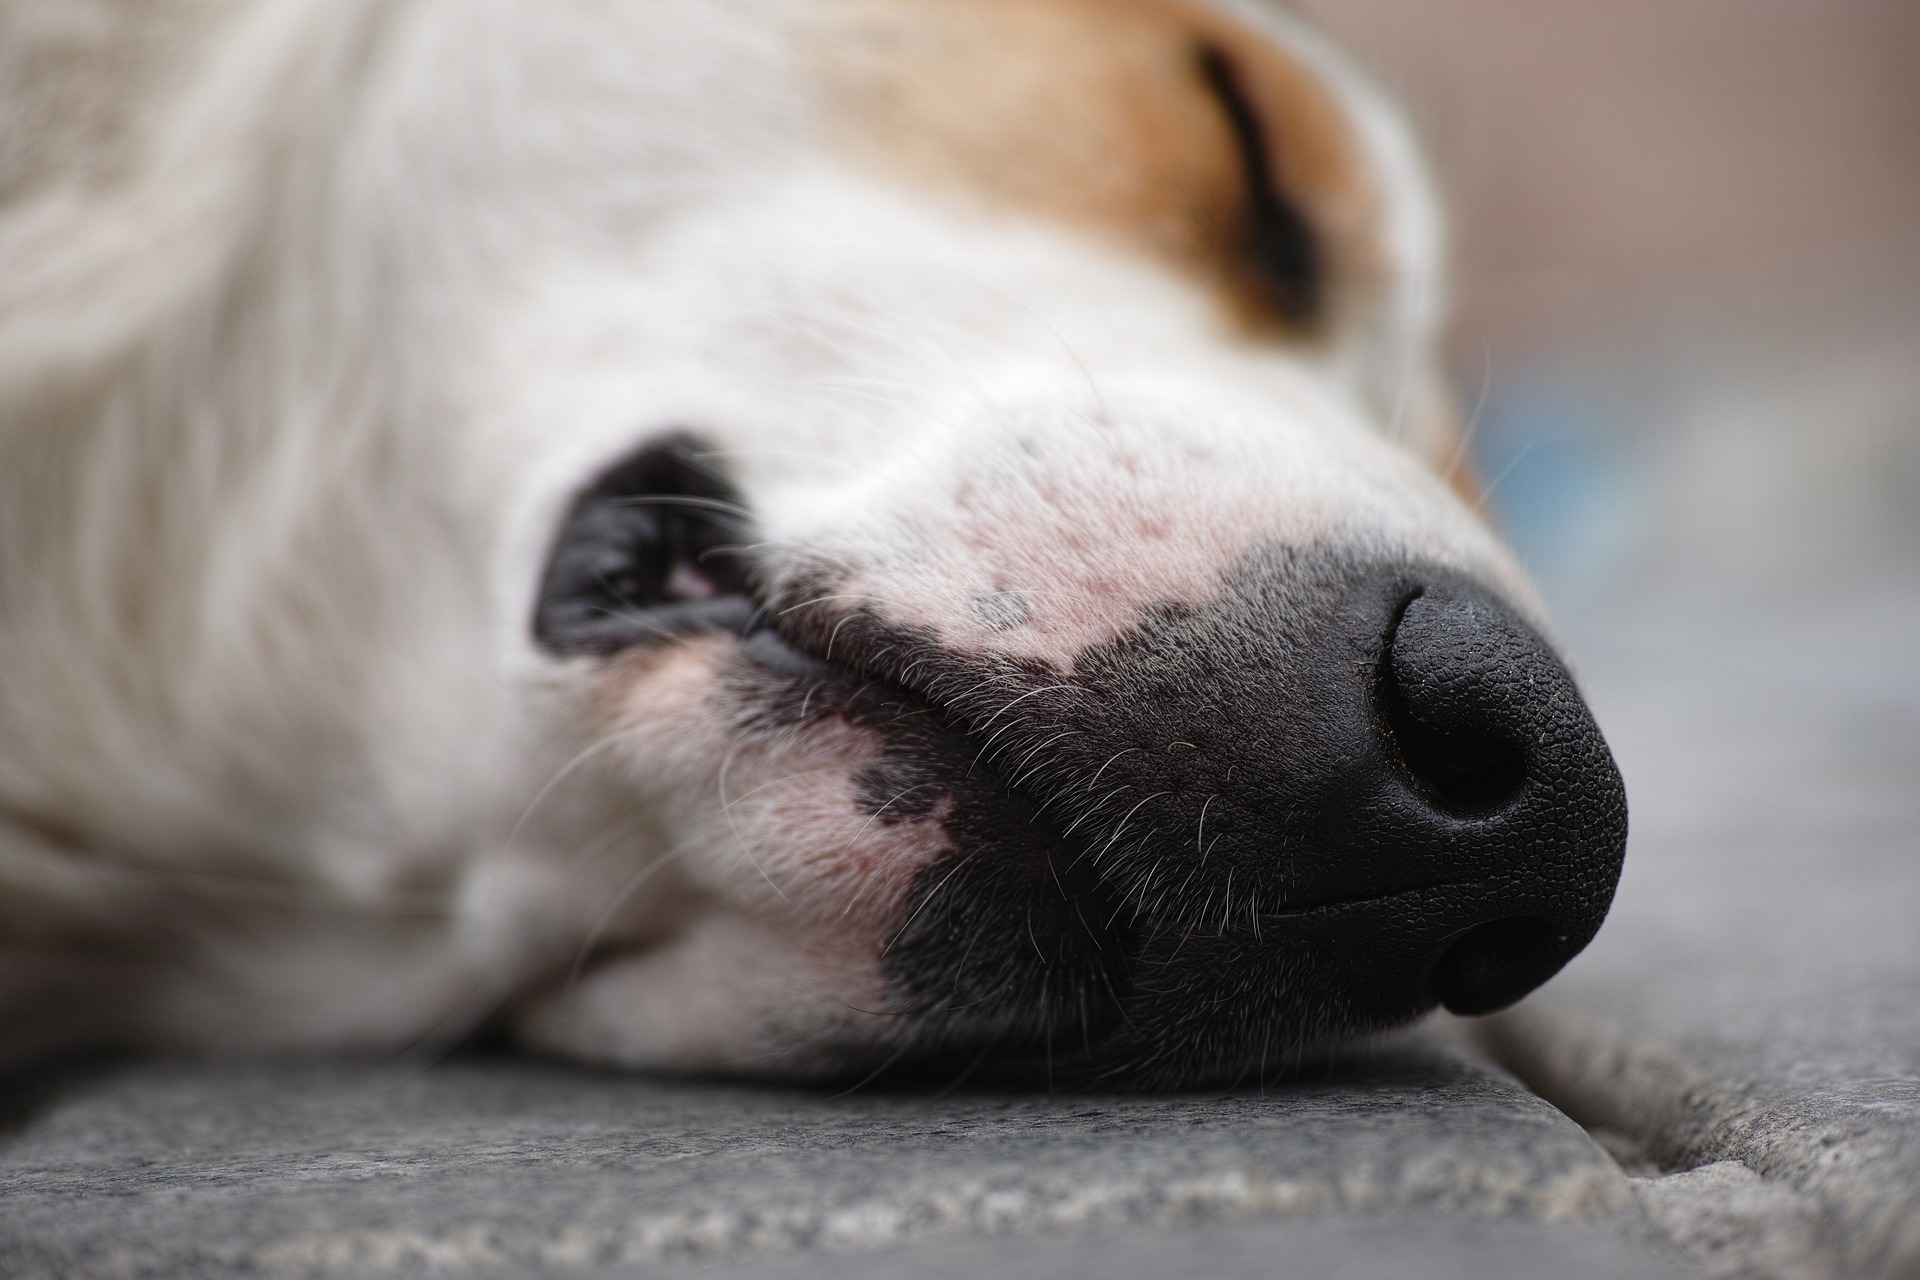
1471,572,1920,1280
0,1032,1691,1279
613,1215,1688,1280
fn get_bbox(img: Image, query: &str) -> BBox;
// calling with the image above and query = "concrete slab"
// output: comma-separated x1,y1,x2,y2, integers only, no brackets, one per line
1475,574,1920,1280
600,1215,1694,1280
0,1033,1682,1280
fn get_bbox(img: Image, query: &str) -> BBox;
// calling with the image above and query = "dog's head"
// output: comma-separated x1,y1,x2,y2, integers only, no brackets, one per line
419,0,1627,1088
12,0,1622,1084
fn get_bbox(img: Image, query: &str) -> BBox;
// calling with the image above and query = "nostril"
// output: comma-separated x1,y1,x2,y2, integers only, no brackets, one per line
1428,916,1564,1015
1382,686,1526,813
1378,594,1527,814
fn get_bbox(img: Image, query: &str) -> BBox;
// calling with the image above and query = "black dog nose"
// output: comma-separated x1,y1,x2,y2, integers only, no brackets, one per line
1378,592,1532,818
1363,581,1628,1016
983,562,1627,1050
857,552,1627,1084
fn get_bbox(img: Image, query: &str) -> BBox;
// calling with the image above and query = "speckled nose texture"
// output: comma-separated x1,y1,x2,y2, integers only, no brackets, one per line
1008,560,1635,1081
1376,583,1629,1016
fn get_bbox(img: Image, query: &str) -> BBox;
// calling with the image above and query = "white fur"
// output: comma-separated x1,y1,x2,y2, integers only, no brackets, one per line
0,0,1530,1076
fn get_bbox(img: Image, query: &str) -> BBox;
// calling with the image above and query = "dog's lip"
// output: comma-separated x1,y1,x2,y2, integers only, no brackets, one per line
761,584,984,706
886,879,1478,1089
735,619,845,681
1254,878,1460,922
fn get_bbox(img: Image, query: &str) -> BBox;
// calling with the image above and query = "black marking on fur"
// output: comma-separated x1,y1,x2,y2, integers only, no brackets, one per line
1197,43,1324,327
759,546,1626,1088
722,629,1134,1068
534,432,756,655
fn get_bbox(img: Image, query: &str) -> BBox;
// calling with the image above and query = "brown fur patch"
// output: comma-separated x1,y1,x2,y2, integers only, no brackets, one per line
806,0,1381,336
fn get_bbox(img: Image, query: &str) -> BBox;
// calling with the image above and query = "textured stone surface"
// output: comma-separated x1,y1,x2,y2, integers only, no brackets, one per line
601,1216,1692,1280
0,1033,1680,1280
1475,572,1920,1280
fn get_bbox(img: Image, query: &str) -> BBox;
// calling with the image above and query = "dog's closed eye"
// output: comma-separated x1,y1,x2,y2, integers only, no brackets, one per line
533,433,757,655
1195,42,1321,329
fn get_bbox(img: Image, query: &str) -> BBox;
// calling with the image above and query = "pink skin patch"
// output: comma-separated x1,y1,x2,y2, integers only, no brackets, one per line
763,385,1524,677
584,636,958,938
518,634,989,1074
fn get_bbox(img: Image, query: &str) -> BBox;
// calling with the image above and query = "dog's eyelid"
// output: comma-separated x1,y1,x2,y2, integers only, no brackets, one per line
1193,40,1324,328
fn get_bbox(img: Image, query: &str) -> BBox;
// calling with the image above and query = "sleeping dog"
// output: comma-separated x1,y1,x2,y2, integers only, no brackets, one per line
0,0,1624,1087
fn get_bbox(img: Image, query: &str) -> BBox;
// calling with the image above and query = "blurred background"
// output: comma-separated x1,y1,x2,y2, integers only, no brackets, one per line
1293,0,1920,616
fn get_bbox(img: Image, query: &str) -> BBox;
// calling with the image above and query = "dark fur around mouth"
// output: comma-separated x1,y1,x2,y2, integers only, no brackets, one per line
728,543,1625,1090
531,426,1625,1090
718,550,1428,1088
720,627,1142,1084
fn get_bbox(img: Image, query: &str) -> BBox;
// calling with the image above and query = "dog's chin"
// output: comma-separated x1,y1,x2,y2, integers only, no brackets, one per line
875,895,1450,1093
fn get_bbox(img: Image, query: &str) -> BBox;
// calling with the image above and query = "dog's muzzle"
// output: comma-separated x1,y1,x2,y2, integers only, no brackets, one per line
742,548,1627,1087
